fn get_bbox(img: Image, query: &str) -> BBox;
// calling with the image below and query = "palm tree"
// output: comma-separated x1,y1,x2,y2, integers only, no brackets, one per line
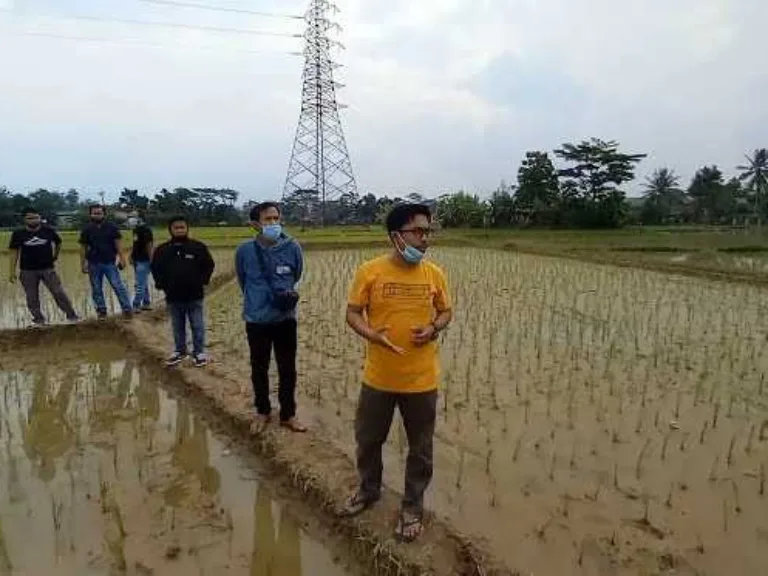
738,148,768,227
642,168,684,223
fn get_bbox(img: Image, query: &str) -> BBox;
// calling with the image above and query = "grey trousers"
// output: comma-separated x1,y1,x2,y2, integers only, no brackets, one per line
19,269,77,323
355,384,437,513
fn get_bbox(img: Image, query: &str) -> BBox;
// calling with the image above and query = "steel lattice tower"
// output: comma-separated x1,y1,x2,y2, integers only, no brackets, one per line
282,0,357,223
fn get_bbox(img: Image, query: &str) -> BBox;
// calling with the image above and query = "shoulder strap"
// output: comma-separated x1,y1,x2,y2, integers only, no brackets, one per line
253,240,276,290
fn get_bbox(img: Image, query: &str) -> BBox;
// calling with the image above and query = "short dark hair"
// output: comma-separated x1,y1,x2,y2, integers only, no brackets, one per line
167,215,188,230
88,204,106,214
385,203,432,234
249,202,280,222
22,206,39,217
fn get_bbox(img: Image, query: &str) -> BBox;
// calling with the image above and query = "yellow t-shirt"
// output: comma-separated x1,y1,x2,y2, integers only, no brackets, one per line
348,255,452,393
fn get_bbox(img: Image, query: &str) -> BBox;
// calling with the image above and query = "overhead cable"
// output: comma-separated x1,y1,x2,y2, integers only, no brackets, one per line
11,30,303,55
137,0,304,20
55,13,302,37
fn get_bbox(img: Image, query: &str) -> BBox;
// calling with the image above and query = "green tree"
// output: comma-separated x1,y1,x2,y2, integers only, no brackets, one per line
641,168,685,224
515,151,560,226
687,165,730,224
737,148,768,226
118,188,150,212
436,192,486,228
487,181,516,227
554,138,647,228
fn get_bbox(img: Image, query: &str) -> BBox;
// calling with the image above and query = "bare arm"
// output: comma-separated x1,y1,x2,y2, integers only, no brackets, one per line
432,309,453,333
8,249,19,282
346,304,405,354
411,308,453,346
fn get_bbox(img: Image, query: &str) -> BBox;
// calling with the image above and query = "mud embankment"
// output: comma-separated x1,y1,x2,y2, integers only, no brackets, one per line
0,285,516,576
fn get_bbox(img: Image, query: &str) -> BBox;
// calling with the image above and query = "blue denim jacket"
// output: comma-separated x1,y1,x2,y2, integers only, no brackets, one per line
235,235,304,324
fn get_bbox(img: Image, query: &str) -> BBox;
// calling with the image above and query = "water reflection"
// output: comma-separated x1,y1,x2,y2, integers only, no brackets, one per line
0,345,349,576
251,484,302,576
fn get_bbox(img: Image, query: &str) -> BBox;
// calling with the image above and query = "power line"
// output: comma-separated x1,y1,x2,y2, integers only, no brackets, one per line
53,14,303,38
11,30,303,56
137,0,304,20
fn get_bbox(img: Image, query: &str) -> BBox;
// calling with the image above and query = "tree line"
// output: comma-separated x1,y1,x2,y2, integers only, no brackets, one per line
0,187,241,228
2,140,766,230
433,141,767,229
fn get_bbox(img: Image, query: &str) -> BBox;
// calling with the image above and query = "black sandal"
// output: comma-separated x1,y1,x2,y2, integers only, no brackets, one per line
394,510,423,543
337,492,376,518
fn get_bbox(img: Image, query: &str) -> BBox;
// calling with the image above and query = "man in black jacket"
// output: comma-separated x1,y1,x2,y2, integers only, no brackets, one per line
151,216,215,367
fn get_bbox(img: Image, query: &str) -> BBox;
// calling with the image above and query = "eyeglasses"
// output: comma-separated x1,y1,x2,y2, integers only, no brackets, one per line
399,226,432,239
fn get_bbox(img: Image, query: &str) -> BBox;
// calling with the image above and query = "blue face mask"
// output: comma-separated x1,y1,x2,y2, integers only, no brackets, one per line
261,223,282,241
396,233,425,265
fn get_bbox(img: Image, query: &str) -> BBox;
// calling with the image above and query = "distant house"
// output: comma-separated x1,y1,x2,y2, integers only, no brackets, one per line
54,211,81,229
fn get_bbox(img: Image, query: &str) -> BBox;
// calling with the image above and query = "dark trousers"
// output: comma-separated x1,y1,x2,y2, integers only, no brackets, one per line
246,319,298,422
355,384,437,513
168,300,205,357
19,269,78,323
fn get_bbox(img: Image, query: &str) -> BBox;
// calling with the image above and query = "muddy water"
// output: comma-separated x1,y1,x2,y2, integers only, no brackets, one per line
0,341,353,576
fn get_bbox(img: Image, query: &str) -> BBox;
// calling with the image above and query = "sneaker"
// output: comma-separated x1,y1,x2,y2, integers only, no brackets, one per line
165,353,186,367
97,311,108,320
141,305,153,311
193,354,208,368
66,315,81,324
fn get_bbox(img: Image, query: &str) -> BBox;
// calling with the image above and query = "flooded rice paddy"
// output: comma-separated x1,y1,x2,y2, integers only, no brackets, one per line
0,249,235,330
0,339,354,576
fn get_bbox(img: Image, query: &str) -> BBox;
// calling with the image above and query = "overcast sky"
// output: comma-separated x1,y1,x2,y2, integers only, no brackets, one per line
0,0,765,201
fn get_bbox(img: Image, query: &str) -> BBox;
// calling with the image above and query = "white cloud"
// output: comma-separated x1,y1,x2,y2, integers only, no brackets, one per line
0,0,765,198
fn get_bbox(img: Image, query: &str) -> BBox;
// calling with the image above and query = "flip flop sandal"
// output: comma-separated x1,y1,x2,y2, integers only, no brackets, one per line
337,492,376,518
395,511,424,543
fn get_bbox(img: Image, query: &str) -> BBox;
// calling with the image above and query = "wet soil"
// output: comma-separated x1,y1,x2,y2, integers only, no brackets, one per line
0,338,356,576
199,248,768,576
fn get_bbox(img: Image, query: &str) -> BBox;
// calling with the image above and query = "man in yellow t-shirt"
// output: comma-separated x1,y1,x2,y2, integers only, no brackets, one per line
338,203,453,543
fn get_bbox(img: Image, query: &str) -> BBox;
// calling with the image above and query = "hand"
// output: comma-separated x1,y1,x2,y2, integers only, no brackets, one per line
372,326,405,355
411,325,436,346
117,258,127,271
9,274,16,284
81,263,89,274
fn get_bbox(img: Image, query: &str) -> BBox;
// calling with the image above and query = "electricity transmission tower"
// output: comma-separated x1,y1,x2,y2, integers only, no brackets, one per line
282,0,357,224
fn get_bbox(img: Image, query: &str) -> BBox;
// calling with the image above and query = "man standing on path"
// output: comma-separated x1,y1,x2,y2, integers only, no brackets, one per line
79,204,133,318
151,216,215,368
130,215,154,312
338,203,453,544
235,202,306,434
8,207,79,326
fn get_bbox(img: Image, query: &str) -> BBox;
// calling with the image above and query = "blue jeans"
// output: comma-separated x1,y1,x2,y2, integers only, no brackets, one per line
168,300,206,357
132,261,152,309
88,262,132,314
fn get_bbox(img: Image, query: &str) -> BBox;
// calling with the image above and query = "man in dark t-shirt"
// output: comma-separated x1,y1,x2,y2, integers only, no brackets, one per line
78,204,132,318
7,206,79,325
130,217,154,311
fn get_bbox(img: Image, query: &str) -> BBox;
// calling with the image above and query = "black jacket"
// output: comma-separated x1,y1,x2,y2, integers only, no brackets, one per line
151,238,215,302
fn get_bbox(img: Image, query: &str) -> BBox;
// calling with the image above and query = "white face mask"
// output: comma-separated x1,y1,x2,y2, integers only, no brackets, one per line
394,232,425,264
